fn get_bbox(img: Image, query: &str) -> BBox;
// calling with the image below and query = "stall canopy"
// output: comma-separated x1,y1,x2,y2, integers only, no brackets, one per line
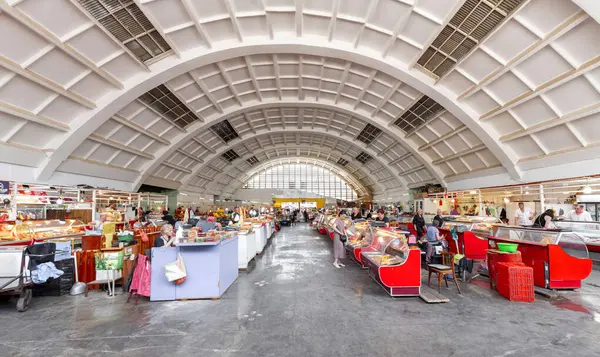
1,0,600,203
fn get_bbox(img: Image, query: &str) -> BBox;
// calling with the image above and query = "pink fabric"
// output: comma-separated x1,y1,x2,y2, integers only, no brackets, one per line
130,254,151,297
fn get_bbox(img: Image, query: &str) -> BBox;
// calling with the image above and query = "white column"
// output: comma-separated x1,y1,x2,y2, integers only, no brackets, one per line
478,189,483,216
539,184,545,213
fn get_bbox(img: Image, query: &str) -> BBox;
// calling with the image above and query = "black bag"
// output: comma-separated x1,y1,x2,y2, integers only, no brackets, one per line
340,234,347,243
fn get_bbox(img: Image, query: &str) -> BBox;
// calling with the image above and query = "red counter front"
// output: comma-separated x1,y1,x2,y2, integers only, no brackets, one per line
488,231,592,289
362,249,421,296
441,229,488,260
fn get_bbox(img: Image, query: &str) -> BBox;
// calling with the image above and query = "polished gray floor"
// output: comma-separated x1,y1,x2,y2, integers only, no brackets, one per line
2,224,600,357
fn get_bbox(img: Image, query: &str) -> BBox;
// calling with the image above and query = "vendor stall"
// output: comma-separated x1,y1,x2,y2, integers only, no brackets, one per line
237,223,256,270
345,220,374,267
488,226,592,289
150,231,238,301
440,217,502,260
0,219,86,247
396,214,434,236
361,229,420,296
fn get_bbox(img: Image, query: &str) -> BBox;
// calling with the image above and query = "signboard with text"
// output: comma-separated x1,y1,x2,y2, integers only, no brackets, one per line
0,181,10,195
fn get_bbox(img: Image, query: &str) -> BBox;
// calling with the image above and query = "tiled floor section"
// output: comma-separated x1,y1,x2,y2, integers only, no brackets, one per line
2,224,600,357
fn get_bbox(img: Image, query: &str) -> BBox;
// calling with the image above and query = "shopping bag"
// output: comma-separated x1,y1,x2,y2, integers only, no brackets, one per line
164,252,187,285
139,230,149,243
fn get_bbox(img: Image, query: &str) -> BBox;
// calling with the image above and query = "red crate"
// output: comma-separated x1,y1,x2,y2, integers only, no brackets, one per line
496,262,534,302
487,249,522,289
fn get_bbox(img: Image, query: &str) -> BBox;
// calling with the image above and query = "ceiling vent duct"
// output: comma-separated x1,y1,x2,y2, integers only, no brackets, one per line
246,156,259,165
138,85,200,128
356,124,382,145
337,158,349,166
416,0,525,78
221,149,240,162
394,96,444,133
355,152,372,164
210,120,239,143
77,0,172,62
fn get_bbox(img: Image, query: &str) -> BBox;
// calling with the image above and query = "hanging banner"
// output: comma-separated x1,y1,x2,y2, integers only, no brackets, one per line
0,181,10,194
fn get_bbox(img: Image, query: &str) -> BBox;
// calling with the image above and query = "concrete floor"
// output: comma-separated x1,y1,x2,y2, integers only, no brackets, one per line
2,224,600,357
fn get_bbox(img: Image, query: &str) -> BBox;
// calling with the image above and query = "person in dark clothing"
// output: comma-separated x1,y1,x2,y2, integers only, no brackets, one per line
375,209,389,227
162,210,176,226
500,208,508,224
413,208,426,239
433,209,444,228
350,207,363,220
533,209,555,229
303,210,309,222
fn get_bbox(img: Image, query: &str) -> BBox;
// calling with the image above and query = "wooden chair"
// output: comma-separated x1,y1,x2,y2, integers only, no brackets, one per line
428,251,462,294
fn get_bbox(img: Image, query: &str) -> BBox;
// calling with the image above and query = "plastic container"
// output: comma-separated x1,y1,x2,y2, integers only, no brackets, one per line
496,262,534,302
497,243,518,252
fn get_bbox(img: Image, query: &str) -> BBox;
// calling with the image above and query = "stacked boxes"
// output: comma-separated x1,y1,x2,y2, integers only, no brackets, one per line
495,262,535,303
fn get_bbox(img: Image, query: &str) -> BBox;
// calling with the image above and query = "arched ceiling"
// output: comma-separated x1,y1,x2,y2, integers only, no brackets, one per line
1,0,600,201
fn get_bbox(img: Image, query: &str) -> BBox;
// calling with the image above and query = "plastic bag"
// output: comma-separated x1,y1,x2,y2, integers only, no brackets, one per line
164,252,186,285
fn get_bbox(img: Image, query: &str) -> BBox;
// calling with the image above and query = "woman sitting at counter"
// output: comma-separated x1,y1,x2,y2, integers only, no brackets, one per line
154,224,176,248
533,209,556,229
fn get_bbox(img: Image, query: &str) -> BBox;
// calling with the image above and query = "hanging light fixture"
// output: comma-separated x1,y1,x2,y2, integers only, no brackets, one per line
583,178,593,194
503,197,510,204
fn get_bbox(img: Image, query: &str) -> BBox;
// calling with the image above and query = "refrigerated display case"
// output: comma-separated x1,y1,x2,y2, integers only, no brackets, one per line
0,219,86,246
440,217,502,260
488,226,592,289
395,215,433,236
361,229,420,296
553,220,600,262
345,220,374,267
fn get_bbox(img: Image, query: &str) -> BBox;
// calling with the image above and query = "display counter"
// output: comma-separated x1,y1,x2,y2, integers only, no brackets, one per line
150,235,239,301
237,224,256,270
345,220,374,267
440,217,502,260
361,229,420,296
0,219,85,247
554,221,600,262
396,215,433,236
488,226,592,289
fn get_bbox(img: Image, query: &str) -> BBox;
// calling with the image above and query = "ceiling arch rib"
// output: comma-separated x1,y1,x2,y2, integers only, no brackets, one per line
153,129,407,197
219,157,368,200
2,0,600,194
195,155,371,200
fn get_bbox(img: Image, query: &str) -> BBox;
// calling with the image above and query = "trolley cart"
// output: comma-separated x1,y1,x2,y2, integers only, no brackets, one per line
0,243,65,312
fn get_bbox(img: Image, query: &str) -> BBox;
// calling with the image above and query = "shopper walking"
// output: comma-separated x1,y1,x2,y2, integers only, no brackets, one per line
332,211,347,268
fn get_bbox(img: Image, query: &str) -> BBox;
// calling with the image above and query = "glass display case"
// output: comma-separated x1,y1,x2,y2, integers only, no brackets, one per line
346,221,373,248
554,221,600,247
490,226,592,289
494,226,588,259
361,229,409,266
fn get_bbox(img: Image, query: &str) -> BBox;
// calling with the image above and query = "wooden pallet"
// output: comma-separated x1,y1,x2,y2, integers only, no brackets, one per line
419,285,450,303
534,286,559,299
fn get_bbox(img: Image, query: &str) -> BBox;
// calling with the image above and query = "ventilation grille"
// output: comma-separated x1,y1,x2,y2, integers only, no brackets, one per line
211,120,239,143
138,85,200,128
337,158,349,166
355,152,372,164
356,124,382,145
246,156,259,165
77,0,171,62
416,0,525,78
222,149,240,162
394,96,444,132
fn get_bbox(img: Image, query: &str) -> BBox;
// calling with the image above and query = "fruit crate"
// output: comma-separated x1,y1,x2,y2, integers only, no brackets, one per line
496,262,534,302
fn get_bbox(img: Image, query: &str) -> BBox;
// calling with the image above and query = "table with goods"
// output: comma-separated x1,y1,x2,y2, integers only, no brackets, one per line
361,228,421,296
233,223,256,270
488,226,592,289
245,218,268,254
150,230,239,301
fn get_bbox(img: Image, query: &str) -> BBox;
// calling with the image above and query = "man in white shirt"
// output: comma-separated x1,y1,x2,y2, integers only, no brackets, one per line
514,202,534,226
566,204,593,222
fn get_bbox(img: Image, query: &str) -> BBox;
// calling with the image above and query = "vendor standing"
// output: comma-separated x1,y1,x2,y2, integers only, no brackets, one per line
231,207,241,224
533,209,556,229
413,208,426,239
433,209,444,228
350,207,363,220
565,204,593,221
375,209,390,227
154,224,176,248
514,202,534,226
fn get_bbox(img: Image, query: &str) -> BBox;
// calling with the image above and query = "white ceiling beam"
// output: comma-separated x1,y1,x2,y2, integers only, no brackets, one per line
88,134,154,159
0,101,70,132
192,137,216,154
180,0,213,47
132,0,180,57
0,1,123,89
273,55,283,100
176,148,204,163
163,161,192,174
190,69,224,113
418,125,467,151
244,56,263,102
432,143,487,165
111,114,170,145
135,99,186,133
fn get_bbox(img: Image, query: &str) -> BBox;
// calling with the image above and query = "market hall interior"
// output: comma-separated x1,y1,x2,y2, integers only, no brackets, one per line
2,0,600,356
